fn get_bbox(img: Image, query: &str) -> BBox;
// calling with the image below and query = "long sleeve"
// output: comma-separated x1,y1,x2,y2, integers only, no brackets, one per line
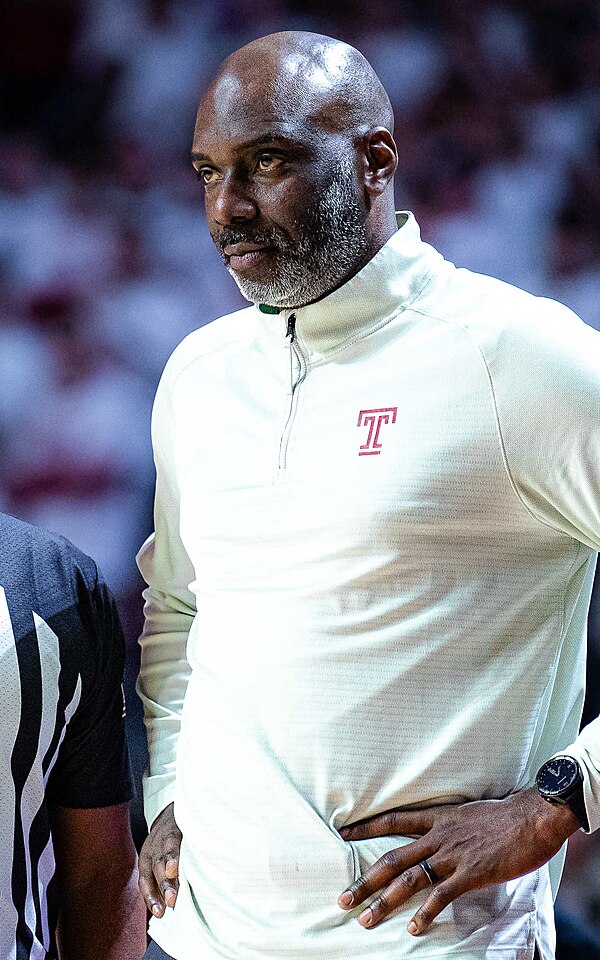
136,357,196,829
471,296,600,830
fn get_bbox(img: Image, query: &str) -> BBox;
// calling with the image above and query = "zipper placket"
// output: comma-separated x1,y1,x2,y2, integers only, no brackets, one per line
278,314,307,472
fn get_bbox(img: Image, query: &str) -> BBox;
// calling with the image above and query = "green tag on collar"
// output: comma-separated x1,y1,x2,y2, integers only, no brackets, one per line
258,303,280,314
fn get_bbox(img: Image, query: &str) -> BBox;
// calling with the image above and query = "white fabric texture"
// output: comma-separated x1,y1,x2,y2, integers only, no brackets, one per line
137,212,600,960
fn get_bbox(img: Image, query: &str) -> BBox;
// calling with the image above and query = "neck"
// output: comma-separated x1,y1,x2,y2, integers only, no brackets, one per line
286,213,398,310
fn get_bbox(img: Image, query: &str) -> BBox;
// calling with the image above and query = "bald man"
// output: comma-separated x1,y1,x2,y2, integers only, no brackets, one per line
136,31,600,960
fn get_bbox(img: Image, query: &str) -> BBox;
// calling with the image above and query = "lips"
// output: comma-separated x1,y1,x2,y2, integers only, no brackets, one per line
222,242,274,273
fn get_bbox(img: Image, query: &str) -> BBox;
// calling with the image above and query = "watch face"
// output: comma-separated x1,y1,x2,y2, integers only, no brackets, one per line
537,756,579,797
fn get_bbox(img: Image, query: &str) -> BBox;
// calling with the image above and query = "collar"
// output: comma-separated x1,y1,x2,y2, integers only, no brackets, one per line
256,212,445,357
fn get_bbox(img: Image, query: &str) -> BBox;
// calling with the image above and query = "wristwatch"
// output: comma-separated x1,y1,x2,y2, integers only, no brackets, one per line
535,755,588,830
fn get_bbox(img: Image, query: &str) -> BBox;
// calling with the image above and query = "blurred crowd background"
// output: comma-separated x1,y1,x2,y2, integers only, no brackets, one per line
1,0,599,942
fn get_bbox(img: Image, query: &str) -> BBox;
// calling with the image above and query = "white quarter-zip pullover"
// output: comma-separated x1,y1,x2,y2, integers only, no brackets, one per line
137,213,600,960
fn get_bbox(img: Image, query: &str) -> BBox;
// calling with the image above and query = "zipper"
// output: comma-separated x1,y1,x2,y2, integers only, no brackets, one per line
278,314,307,472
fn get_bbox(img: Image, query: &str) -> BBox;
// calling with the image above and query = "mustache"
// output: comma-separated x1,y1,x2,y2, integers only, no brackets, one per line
214,226,286,255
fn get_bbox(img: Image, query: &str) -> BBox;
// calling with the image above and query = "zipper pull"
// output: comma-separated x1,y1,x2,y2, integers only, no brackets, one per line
286,313,296,343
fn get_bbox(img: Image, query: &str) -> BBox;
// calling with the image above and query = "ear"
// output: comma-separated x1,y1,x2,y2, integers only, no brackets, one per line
362,128,398,197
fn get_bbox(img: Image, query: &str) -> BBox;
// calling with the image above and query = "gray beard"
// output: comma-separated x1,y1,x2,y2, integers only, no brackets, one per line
226,160,372,309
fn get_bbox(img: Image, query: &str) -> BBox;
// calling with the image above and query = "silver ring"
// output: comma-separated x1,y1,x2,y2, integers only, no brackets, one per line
418,859,438,885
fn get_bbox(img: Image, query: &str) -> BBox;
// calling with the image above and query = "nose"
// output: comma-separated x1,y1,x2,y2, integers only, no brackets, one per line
212,174,257,225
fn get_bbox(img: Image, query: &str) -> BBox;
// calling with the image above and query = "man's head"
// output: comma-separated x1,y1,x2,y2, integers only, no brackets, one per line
192,32,398,308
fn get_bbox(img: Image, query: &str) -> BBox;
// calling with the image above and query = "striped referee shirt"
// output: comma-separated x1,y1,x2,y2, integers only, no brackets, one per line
0,513,132,960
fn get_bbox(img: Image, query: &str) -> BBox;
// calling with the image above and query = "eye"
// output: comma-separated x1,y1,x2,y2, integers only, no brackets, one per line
256,153,281,172
195,167,219,185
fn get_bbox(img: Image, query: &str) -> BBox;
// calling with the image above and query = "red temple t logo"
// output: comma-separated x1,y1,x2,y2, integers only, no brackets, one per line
357,407,398,456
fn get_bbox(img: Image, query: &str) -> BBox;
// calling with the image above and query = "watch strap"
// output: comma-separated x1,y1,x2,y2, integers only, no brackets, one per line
565,780,589,831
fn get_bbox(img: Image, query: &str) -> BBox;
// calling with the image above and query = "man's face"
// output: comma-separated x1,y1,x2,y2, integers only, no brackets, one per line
192,80,373,308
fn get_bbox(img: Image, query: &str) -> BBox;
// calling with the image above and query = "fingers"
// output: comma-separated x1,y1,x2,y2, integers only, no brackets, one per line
338,841,433,910
139,857,180,916
152,841,180,911
138,846,166,918
340,807,436,841
138,833,181,917
356,863,438,929
163,857,180,908
407,876,464,935
340,850,457,932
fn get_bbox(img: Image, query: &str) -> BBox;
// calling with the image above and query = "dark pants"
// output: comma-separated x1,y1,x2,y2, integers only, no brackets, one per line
144,942,175,960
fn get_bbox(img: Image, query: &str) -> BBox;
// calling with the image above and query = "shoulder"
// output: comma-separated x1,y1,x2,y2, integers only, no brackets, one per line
0,515,117,687
0,512,98,608
423,264,600,388
159,304,258,393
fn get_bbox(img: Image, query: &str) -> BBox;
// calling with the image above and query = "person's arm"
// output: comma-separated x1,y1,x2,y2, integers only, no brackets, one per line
44,553,151,951
51,804,146,960
339,298,600,932
479,298,600,830
136,353,196,914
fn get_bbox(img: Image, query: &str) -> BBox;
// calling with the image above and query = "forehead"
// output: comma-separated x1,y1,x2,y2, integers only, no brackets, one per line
195,76,312,152
193,62,351,158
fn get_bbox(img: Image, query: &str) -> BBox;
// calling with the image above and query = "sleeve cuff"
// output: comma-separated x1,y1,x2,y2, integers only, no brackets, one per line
142,771,177,830
552,742,600,834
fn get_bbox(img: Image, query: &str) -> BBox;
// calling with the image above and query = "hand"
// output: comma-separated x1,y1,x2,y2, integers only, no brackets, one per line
338,787,580,936
138,802,182,918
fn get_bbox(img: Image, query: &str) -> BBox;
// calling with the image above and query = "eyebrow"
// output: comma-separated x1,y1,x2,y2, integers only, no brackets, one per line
190,132,307,164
